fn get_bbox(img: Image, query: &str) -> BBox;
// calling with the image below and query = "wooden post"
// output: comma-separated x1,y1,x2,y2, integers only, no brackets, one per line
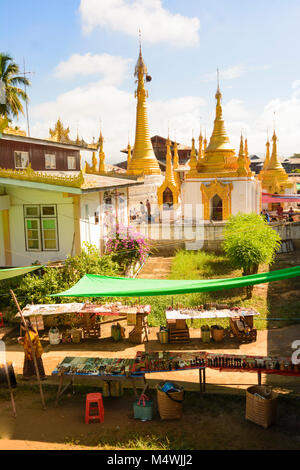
10,290,46,410
4,362,16,417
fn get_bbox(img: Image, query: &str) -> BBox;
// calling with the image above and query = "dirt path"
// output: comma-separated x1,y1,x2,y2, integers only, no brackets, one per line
137,256,173,279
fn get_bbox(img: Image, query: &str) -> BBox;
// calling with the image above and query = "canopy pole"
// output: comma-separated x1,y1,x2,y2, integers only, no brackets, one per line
10,290,46,410
4,362,16,418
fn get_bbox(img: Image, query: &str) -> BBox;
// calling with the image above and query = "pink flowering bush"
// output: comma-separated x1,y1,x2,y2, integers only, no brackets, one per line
105,224,151,273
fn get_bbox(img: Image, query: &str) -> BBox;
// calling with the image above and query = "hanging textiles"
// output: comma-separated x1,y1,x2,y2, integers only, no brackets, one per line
262,192,300,203
0,265,42,281
52,265,300,298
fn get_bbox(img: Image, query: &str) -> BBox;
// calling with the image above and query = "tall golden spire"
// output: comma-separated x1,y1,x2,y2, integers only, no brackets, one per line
98,131,106,172
157,134,179,206
268,130,283,171
262,135,270,170
236,134,248,176
198,130,203,161
127,39,161,176
203,130,207,151
244,136,253,175
92,151,97,172
173,138,181,187
187,137,198,177
164,135,176,186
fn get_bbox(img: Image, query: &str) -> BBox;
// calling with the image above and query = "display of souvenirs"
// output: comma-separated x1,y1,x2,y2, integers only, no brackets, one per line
166,306,258,320
81,303,151,316
206,353,300,373
53,356,136,377
132,351,206,374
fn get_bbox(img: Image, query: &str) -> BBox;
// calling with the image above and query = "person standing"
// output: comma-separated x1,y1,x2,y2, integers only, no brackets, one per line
18,319,46,380
146,199,152,222
139,201,146,222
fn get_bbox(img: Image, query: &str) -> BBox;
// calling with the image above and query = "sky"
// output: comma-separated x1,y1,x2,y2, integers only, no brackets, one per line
2,0,300,163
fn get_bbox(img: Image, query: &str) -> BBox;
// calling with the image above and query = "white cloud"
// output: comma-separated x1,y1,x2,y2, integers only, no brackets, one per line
54,53,132,86
202,64,270,82
79,0,200,47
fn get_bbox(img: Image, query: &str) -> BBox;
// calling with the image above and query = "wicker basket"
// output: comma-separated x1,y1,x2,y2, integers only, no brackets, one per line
211,325,224,342
246,385,278,428
156,382,184,420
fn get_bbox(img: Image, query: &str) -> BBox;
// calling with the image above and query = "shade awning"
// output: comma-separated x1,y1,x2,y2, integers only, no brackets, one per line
262,192,300,203
0,265,42,281
52,266,300,298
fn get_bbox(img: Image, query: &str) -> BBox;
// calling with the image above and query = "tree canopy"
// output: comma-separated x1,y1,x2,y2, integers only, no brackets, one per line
223,213,281,277
0,53,30,119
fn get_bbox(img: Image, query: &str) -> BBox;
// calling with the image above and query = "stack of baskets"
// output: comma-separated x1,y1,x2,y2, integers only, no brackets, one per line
246,385,278,428
156,382,184,420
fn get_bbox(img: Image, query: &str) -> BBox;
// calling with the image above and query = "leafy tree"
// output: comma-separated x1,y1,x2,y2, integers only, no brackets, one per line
0,53,30,119
223,213,281,298
12,243,120,308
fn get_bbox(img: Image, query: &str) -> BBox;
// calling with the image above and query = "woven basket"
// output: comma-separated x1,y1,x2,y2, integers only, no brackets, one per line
156,382,184,420
211,326,224,342
246,385,278,428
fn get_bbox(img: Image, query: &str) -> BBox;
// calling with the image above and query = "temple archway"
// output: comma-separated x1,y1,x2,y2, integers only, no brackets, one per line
163,187,173,208
210,194,223,221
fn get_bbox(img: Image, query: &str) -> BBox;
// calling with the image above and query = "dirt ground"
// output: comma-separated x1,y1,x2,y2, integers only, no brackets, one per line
1,321,300,450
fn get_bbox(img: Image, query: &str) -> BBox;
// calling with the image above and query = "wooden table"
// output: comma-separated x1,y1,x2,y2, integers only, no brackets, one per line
53,370,147,406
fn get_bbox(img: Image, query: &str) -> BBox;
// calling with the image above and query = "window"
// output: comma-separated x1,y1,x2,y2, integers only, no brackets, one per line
25,218,41,251
67,156,76,170
24,204,58,251
14,151,29,169
45,154,56,169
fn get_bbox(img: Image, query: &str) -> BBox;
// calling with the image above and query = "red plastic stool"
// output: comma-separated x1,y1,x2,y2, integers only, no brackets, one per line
85,393,104,424
0,313,4,328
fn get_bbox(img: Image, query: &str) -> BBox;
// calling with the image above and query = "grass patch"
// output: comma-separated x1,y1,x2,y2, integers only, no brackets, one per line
145,250,300,329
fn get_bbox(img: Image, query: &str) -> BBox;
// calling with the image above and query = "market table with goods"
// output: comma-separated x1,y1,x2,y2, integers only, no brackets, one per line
52,350,300,404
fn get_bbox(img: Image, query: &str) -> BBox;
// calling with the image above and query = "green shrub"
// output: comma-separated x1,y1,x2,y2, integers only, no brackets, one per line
223,213,281,297
6,243,120,309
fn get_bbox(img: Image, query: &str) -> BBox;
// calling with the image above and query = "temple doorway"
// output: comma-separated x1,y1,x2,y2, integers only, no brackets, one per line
163,187,173,209
210,194,223,221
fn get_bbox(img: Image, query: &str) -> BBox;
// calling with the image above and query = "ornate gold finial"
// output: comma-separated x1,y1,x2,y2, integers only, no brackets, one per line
49,118,71,143
268,129,283,171
203,130,207,151
127,40,161,176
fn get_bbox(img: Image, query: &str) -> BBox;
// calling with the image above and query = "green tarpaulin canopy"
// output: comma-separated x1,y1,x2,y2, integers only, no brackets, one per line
0,265,42,281
52,265,300,298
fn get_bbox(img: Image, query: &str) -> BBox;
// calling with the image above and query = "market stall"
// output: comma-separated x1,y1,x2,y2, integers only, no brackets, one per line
18,302,151,344
165,306,259,343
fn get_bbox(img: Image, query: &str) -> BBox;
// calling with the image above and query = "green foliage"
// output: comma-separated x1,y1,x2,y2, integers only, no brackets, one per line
10,243,120,308
0,53,30,119
223,213,281,274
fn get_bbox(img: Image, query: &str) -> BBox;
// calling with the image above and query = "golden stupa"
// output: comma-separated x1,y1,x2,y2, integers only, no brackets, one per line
196,84,237,176
259,131,293,193
127,45,161,176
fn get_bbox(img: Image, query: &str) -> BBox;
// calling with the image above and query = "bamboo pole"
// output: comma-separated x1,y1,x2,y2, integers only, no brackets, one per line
10,290,46,410
4,362,16,417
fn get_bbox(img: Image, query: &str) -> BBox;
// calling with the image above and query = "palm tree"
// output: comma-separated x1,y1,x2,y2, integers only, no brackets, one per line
0,53,30,119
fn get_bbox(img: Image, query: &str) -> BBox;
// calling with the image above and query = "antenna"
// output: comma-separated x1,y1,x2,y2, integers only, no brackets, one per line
23,58,34,137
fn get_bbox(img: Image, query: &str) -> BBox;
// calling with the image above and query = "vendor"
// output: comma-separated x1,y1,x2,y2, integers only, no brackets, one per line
18,319,46,380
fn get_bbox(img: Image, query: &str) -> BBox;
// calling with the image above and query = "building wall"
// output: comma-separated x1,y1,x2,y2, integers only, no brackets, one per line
80,192,101,249
0,139,80,171
2,186,75,266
